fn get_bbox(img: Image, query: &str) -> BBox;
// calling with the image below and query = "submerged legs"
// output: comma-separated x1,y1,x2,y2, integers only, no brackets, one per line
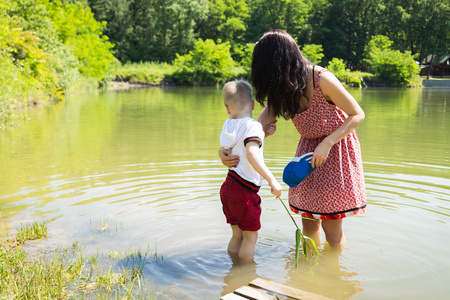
302,218,346,250
227,225,258,263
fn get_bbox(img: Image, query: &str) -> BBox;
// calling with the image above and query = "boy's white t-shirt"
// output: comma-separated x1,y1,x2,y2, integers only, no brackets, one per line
220,117,265,187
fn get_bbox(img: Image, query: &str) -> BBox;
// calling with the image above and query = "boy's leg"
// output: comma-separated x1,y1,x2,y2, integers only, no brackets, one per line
322,219,346,249
227,225,243,254
239,230,258,263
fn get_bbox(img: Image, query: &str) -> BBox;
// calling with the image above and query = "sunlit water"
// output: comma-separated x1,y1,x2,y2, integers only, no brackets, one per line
1,86,449,299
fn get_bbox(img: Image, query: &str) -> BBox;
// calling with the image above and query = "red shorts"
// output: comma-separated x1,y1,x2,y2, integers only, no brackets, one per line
220,175,261,231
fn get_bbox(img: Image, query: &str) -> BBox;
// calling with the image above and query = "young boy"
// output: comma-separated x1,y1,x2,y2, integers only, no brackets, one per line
219,79,282,262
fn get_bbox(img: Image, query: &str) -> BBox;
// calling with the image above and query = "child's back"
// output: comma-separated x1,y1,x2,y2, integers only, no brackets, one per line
219,80,281,262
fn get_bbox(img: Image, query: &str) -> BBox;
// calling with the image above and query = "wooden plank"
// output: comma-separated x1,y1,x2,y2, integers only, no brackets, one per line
234,285,277,300
221,292,249,300
249,278,334,300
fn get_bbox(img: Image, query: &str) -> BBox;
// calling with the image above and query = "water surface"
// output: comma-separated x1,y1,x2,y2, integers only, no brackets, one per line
0,86,449,299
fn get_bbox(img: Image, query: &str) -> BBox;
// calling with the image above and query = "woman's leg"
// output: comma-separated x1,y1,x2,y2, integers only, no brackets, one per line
227,225,243,254
302,218,322,249
302,218,321,238
321,219,346,248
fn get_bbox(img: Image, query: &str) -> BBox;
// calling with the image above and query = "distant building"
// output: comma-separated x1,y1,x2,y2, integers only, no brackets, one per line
420,54,450,77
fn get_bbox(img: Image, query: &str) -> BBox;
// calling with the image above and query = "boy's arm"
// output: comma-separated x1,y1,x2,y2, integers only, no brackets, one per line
246,141,282,198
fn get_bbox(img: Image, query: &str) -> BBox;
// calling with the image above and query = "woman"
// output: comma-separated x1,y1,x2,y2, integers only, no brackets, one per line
220,30,366,248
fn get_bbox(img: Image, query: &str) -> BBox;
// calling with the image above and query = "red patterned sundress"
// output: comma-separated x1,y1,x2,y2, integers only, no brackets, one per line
288,68,367,220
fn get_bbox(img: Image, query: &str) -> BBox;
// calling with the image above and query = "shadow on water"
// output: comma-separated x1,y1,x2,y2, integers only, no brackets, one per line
116,248,253,299
117,241,364,300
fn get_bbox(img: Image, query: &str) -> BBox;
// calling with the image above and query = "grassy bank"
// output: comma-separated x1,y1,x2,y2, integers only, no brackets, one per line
113,62,176,86
112,61,247,87
1,220,158,299
111,61,424,89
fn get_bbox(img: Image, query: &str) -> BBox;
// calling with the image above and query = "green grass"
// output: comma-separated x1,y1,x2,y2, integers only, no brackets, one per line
1,220,158,299
113,62,176,85
112,61,248,86
15,220,48,244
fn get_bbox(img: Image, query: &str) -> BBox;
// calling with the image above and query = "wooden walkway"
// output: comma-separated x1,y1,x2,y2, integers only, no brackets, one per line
221,278,333,300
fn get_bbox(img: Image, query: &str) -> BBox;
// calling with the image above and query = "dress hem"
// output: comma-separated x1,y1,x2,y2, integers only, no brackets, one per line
290,204,367,220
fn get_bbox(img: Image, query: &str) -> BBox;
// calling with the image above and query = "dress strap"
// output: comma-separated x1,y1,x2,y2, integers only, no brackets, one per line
314,68,331,89
312,65,315,88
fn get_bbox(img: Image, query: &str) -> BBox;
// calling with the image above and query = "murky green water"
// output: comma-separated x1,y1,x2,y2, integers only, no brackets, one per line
1,86,449,299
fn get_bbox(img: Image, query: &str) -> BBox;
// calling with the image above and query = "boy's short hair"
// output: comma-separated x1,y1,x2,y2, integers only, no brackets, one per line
222,79,253,107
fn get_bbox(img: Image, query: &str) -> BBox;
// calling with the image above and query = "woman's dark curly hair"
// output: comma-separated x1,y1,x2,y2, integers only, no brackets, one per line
251,30,311,120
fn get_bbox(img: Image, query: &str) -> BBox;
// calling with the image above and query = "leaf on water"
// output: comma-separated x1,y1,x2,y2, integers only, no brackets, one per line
309,237,320,255
295,228,301,267
84,282,98,290
96,224,108,232
300,215,316,221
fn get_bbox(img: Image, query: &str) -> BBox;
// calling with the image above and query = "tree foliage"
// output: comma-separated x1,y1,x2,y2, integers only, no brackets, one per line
0,0,117,126
301,44,324,65
172,39,235,85
88,0,208,63
82,0,448,72
47,0,116,82
377,0,449,62
1,0,448,125
364,36,420,86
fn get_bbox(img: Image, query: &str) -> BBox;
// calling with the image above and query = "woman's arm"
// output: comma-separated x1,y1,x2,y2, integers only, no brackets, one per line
257,105,278,138
311,71,365,168
218,147,240,168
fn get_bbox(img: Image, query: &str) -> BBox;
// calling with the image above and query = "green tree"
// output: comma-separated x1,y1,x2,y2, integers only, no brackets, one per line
313,0,381,68
197,0,250,42
46,0,116,82
246,0,310,45
301,44,324,65
90,0,208,63
327,58,346,79
0,0,60,126
377,0,450,64
364,35,420,86
172,39,235,85
196,0,250,63
87,0,132,62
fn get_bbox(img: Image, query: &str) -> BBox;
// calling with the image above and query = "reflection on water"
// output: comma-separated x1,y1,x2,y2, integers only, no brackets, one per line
0,87,449,299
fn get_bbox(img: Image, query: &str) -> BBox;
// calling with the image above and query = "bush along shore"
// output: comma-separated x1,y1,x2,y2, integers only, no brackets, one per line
1,1,425,128
0,220,164,299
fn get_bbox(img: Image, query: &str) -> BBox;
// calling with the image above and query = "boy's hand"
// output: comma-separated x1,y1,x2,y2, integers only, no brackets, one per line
269,180,282,198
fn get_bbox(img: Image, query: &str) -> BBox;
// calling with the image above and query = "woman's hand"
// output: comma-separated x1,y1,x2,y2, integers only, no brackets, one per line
311,138,333,168
263,120,277,138
218,147,240,168
257,106,278,138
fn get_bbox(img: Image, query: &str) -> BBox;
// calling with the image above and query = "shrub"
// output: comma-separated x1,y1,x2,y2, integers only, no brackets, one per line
327,58,347,79
302,44,324,65
0,16,60,126
363,35,420,86
114,62,175,85
326,58,374,87
172,39,235,85
45,0,116,83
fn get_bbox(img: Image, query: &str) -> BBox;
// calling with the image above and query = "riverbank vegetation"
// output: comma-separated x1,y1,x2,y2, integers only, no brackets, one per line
1,0,448,127
0,0,116,127
1,220,158,299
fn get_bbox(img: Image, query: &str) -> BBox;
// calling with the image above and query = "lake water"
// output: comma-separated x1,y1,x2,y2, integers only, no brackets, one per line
0,86,449,299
